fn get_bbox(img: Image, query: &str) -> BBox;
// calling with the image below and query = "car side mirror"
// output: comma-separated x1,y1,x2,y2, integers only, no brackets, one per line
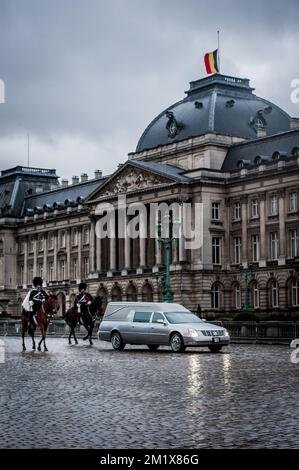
156,319,164,324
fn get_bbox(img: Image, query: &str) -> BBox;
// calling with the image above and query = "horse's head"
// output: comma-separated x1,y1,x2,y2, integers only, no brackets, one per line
46,295,60,315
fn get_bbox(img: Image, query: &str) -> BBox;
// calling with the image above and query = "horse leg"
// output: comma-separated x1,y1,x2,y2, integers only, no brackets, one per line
89,323,94,345
43,336,48,352
68,328,72,345
29,325,36,350
73,327,78,345
21,323,26,351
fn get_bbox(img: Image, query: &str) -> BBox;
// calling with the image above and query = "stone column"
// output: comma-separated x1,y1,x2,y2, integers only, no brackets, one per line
33,236,37,276
179,204,187,263
66,228,71,280
96,228,102,273
241,195,248,268
124,215,131,272
78,227,82,280
24,237,28,287
43,234,47,284
53,232,58,281
259,192,267,267
89,220,95,273
108,212,116,275
153,210,162,272
278,189,286,265
137,209,147,274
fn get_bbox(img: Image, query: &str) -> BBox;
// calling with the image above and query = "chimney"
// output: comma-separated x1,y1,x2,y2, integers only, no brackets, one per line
94,170,102,179
61,179,68,188
81,173,88,183
72,176,79,185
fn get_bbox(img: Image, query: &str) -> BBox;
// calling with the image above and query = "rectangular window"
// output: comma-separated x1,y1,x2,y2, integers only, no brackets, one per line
290,229,299,257
133,311,152,323
38,263,43,278
253,285,260,308
211,202,220,221
251,199,259,218
72,229,78,246
251,234,260,262
270,232,279,260
234,202,241,221
19,241,25,254
83,227,90,245
60,231,66,248
29,237,34,252
28,265,33,285
20,265,24,285
270,196,278,215
49,233,54,250
60,260,66,280
73,258,78,280
234,237,242,264
289,192,297,212
212,237,221,265
83,257,89,278
48,261,54,282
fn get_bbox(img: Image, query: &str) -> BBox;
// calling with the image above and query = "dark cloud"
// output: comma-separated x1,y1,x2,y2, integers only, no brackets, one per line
0,0,298,178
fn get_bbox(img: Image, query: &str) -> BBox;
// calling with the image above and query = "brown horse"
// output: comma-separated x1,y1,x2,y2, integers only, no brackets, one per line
21,295,60,352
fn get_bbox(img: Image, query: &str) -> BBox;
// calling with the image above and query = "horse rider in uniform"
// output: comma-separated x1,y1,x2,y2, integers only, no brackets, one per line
28,277,49,326
74,282,93,324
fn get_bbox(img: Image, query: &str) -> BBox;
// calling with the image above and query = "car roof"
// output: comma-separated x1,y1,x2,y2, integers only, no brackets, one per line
105,302,190,313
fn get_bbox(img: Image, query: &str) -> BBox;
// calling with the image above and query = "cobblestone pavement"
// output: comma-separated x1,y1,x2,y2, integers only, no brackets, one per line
0,337,298,449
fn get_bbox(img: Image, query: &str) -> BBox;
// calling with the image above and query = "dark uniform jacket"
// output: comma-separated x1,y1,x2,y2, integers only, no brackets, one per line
74,292,93,314
29,289,49,313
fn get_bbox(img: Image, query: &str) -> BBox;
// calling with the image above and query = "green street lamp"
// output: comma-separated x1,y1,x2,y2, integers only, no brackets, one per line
239,262,254,312
156,212,180,303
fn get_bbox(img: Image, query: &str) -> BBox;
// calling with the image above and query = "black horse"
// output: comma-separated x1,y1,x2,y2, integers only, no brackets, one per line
64,296,103,345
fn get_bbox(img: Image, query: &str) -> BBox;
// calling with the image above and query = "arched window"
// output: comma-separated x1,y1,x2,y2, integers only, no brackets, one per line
233,283,241,309
127,283,137,301
97,285,108,312
291,147,299,157
211,283,222,310
142,282,153,302
272,151,280,161
251,281,260,309
291,279,299,307
269,279,279,308
57,292,66,316
111,284,122,302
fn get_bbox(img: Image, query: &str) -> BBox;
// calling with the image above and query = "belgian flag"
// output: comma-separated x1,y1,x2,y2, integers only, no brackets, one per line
204,49,219,74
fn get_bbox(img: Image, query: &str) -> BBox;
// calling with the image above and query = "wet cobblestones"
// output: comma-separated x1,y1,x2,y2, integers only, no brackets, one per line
0,337,298,449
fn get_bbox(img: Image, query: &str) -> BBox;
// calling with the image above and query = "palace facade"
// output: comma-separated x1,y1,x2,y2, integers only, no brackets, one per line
0,74,299,317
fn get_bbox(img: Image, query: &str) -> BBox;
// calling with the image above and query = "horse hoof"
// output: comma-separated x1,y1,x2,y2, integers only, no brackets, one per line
22,347,26,352
75,340,78,345
90,341,93,346
69,341,72,345
37,347,41,352
44,348,48,352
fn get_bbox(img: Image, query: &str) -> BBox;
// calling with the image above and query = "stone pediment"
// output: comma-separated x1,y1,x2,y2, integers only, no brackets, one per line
87,163,174,201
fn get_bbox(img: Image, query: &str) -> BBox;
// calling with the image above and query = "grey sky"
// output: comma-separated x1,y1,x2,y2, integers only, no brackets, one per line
0,0,298,179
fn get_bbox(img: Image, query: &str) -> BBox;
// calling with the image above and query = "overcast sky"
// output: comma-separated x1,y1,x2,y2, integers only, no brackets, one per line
0,0,298,180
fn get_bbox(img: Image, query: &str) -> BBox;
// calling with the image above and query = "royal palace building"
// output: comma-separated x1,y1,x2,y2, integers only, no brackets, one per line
0,74,299,317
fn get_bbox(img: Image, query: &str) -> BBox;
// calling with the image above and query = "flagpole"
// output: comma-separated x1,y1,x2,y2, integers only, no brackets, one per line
217,30,220,73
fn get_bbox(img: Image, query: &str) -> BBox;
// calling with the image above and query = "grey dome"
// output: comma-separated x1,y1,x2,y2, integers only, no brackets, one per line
136,74,291,152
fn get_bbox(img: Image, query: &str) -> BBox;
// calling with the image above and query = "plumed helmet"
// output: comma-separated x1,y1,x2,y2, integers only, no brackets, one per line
79,282,87,291
33,277,43,287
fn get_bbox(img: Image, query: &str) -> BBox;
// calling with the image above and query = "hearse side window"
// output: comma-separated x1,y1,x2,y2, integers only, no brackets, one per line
152,312,165,323
133,312,152,323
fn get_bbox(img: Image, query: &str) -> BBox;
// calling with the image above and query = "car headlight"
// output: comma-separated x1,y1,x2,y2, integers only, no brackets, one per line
223,329,229,337
187,328,199,338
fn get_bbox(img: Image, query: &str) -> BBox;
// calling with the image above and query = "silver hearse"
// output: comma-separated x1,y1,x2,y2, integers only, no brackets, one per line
98,302,230,353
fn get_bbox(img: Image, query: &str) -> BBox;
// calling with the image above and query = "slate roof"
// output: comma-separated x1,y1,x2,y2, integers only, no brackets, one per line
222,129,299,171
23,177,109,215
136,74,292,152
132,160,190,182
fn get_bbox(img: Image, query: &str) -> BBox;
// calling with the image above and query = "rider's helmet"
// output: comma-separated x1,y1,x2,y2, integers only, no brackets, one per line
33,277,43,287
79,282,87,291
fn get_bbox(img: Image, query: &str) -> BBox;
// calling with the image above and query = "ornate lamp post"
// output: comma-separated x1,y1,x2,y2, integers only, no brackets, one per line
156,212,180,303
239,262,254,312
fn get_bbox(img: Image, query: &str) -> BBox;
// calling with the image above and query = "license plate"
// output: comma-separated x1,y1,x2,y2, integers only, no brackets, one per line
213,337,220,343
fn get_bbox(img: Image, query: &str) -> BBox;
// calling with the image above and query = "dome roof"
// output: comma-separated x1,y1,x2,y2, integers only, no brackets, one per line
136,74,291,152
